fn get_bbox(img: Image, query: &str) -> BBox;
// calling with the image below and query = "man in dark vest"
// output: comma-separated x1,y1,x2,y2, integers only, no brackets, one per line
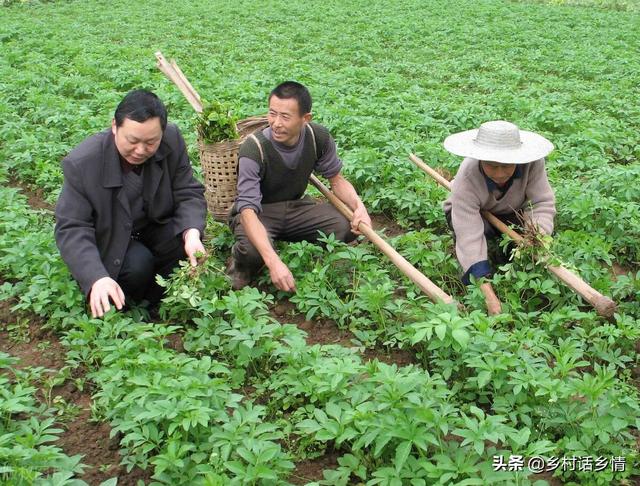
228,81,371,292
55,89,207,318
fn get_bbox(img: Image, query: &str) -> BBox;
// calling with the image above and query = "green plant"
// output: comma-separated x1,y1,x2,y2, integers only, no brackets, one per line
41,366,71,407
195,100,240,144
6,316,30,343
0,353,89,484
36,340,51,351
52,395,82,423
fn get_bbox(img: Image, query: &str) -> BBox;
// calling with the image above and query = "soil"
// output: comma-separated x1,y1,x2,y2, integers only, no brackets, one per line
8,176,54,212
370,211,405,238
271,298,355,347
0,292,389,485
0,300,67,371
611,262,634,278
6,179,610,485
269,298,416,367
0,298,152,485
289,450,341,485
363,346,415,367
1,180,423,484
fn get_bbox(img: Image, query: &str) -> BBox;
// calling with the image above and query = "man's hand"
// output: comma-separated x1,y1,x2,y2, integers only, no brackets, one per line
480,281,502,316
183,228,206,266
350,203,372,235
327,174,371,236
266,257,296,292
89,277,125,318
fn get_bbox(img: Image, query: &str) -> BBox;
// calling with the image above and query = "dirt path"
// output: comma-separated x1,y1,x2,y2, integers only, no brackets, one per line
270,298,415,366
8,177,55,212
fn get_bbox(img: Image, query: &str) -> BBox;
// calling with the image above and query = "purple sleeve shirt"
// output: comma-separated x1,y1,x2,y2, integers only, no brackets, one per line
235,126,342,214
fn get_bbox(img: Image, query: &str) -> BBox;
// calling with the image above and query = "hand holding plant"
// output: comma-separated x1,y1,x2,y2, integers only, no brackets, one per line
266,256,296,292
183,228,206,267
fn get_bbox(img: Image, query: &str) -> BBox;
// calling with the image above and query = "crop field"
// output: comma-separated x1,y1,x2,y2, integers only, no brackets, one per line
1,0,640,485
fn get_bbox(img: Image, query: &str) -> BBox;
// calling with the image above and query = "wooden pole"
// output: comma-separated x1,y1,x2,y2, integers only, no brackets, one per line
170,59,201,103
155,51,203,113
408,153,617,318
151,54,456,307
309,175,457,306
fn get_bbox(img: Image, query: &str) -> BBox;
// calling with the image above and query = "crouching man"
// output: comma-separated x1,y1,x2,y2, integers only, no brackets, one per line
227,81,371,292
55,89,207,317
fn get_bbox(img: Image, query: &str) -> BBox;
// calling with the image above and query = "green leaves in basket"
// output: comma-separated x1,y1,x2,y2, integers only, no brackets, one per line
195,100,240,144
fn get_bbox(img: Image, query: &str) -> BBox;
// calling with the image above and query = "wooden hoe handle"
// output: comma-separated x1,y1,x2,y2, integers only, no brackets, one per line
309,175,456,306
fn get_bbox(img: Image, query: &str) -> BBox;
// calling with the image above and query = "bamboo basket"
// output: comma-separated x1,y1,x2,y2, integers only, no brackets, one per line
198,115,268,221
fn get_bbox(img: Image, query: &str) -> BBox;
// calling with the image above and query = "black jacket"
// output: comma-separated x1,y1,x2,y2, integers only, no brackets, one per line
55,123,206,295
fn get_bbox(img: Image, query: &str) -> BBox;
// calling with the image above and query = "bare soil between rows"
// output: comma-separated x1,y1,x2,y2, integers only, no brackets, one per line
0,298,152,485
0,289,412,485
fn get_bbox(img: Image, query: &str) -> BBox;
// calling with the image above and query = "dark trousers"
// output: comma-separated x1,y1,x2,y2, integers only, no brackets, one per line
117,235,186,305
230,196,356,277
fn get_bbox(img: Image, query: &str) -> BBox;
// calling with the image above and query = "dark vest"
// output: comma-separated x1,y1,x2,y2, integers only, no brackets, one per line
239,122,330,204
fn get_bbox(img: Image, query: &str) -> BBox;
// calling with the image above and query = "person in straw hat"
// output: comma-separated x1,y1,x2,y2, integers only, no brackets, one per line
442,120,556,315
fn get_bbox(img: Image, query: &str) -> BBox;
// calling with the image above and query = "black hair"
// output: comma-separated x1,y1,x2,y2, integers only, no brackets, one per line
114,89,168,130
269,81,312,115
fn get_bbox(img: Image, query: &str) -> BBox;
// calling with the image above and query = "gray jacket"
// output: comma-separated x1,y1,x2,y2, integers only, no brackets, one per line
55,123,206,295
443,157,555,273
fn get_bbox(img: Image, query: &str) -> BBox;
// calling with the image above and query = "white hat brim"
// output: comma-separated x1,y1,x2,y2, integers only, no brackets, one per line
444,128,554,164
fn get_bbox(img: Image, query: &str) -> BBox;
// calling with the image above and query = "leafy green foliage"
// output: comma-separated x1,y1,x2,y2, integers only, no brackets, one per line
1,0,640,484
521,0,639,11
0,353,93,485
195,100,239,144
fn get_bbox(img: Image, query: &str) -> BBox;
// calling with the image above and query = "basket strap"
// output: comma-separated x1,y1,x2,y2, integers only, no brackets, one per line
306,123,318,158
248,133,264,163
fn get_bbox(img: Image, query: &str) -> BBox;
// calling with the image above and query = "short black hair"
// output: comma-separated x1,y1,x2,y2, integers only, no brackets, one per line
114,89,168,130
269,81,312,115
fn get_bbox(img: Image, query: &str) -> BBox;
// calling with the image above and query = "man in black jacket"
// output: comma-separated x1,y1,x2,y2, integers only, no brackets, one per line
55,89,207,317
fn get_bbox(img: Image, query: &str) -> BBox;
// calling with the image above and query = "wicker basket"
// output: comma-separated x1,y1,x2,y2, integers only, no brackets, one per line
198,115,268,221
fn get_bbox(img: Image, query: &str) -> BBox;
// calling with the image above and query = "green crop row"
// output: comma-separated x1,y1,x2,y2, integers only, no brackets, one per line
0,185,295,484
518,0,640,11
2,0,639,195
1,0,638,275
0,351,118,486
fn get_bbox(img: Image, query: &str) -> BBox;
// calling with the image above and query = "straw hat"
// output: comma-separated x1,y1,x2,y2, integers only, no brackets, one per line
443,120,553,164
